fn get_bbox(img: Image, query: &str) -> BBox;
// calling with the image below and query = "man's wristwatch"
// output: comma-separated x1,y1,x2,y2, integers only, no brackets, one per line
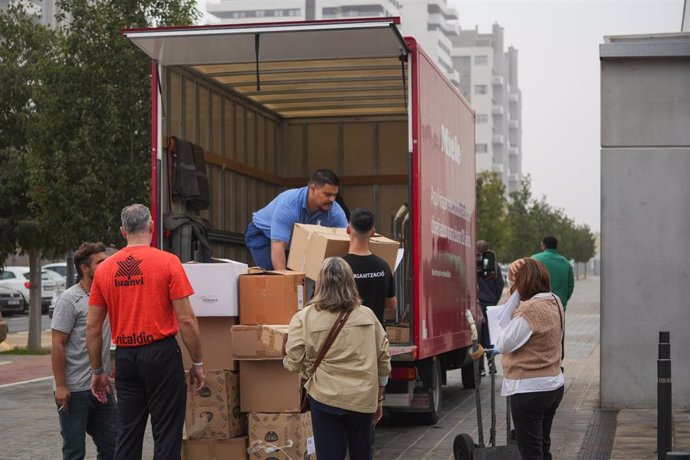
90,367,104,375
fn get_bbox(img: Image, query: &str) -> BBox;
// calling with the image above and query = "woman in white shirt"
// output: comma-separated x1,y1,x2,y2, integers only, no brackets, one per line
490,258,565,460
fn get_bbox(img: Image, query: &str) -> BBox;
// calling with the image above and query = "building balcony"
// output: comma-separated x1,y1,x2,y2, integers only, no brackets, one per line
491,105,504,116
509,119,519,129
492,163,504,173
491,75,504,86
509,147,519,156
508,93,519,103
492,134,504,144
508,173,520,182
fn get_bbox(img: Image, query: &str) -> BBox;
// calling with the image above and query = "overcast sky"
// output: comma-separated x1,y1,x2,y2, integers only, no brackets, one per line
451,0,686,232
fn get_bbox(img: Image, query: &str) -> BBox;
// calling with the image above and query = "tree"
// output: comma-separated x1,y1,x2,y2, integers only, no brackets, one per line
0,2,58,350
27,0,200,253
1,0,199,350
475,171,508,257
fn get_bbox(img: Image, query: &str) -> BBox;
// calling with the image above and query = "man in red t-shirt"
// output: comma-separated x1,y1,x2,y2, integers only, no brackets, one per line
86,203,204,460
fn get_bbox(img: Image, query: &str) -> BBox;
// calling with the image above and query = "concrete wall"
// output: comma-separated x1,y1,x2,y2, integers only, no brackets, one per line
600,34,690,408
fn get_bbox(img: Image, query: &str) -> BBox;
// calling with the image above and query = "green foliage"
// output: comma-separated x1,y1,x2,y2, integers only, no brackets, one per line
0,0,199,265
0,2,57,261
476,175,597,263
475,171,508,255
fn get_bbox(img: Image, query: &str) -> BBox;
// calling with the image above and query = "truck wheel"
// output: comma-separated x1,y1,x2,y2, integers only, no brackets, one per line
453,433,475,459
417,357,442,425
461,362,479,389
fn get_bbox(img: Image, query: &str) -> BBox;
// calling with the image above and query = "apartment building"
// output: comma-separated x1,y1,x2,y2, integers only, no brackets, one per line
206,0,460,86
451,24,522,192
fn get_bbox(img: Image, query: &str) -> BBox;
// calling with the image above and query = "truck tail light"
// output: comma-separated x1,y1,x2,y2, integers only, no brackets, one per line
24,281,30,289
391,366,417,381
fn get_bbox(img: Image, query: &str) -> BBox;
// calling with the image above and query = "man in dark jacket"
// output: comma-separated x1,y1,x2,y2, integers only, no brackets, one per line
477,240,505,375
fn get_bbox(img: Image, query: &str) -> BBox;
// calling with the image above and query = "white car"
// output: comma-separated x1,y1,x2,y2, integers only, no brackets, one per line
43,262,76,283
0,266,58,314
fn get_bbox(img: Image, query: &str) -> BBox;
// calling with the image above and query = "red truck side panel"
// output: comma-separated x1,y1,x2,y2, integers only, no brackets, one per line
408,39,478,360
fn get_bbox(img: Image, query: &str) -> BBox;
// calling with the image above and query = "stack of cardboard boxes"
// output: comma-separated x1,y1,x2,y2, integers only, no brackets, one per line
179,260,249,458
235,272,317,460
178,225,401,459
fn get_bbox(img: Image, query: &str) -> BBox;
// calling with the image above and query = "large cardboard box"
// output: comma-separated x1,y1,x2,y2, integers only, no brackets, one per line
182,436,248,460
240,360,301,413
177,316,237,371
239,270,306,325
386,325,410,343
287,223,400,281
183,259,248,317
231,325,289,360
185,370,247,439
248,412,316,460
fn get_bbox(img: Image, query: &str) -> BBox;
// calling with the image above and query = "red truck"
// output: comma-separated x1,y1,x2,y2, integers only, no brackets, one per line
125,17,482,424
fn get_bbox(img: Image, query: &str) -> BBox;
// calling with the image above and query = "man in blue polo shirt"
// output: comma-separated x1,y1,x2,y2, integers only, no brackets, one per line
245,169,348,270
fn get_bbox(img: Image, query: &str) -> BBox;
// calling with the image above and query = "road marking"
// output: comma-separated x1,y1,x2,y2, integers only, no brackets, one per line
0,361,11,365
0,375,53,389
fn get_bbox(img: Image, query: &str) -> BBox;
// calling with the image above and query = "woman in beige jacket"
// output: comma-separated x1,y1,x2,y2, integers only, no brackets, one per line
284,257,391,460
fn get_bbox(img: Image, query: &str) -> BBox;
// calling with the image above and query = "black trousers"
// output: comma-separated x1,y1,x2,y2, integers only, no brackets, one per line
510,386,564,460
114,336,186,460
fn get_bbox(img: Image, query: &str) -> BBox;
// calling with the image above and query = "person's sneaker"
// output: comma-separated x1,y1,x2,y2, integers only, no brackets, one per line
480,368,486,377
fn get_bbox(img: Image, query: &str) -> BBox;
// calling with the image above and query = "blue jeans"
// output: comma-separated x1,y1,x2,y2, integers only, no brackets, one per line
308,396,373,460
245,222,274,270
57,390,117,460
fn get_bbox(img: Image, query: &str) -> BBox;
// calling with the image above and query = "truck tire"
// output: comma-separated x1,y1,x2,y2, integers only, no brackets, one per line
461,362,478,389
416,357,442,425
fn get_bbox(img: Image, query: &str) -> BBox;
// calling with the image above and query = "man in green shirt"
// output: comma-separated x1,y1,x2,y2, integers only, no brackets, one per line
532,236,574,310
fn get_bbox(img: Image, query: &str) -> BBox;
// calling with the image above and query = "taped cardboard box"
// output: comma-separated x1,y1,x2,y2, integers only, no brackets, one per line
248,412,316,460
182,436,248,460
239,270,306,325
240,360,301,413
183,259,248,317
386,326,410,344
231,325,289,360
185,370,247,439
287,224,400,281
177,316,237,371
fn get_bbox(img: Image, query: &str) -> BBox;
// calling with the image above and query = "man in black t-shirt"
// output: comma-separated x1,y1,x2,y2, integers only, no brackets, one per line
343,208,396,324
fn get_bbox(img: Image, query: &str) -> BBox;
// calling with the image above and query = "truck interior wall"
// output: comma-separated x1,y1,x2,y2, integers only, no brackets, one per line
165,67,409,262
284,119,409,237
165,67,284,262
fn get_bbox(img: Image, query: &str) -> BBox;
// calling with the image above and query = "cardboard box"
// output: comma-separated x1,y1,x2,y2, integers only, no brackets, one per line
177,316,237,371
231,325,290,360
240,360,302,413
185,370,247,439
287,223,400,281
183,259,248,316
386,326,410,343
182,436,248,460
248,413,316,460
239,270,306,325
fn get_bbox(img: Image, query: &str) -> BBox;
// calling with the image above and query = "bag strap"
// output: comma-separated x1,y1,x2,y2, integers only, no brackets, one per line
310,309,352,376
551,293,564,333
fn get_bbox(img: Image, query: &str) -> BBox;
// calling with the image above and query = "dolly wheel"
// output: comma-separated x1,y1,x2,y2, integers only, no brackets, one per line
453,433,475,460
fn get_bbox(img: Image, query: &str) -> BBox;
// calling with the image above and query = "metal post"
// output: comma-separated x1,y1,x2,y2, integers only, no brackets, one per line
658,331,672,460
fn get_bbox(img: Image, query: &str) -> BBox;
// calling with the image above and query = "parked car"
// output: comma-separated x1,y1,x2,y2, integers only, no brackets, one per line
0,285,25,315
43,262,77,284
44,269,67,320
0,310,7,343
0,266,58,314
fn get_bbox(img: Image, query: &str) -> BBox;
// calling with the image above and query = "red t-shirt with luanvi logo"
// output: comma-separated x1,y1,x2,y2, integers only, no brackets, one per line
89,246,193,347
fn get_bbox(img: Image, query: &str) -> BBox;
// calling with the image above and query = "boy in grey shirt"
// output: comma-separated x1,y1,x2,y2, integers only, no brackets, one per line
51,242,116,460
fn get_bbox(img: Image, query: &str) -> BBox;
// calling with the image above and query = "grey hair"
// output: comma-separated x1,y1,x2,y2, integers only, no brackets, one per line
121,204,152,234
308,257,361,313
